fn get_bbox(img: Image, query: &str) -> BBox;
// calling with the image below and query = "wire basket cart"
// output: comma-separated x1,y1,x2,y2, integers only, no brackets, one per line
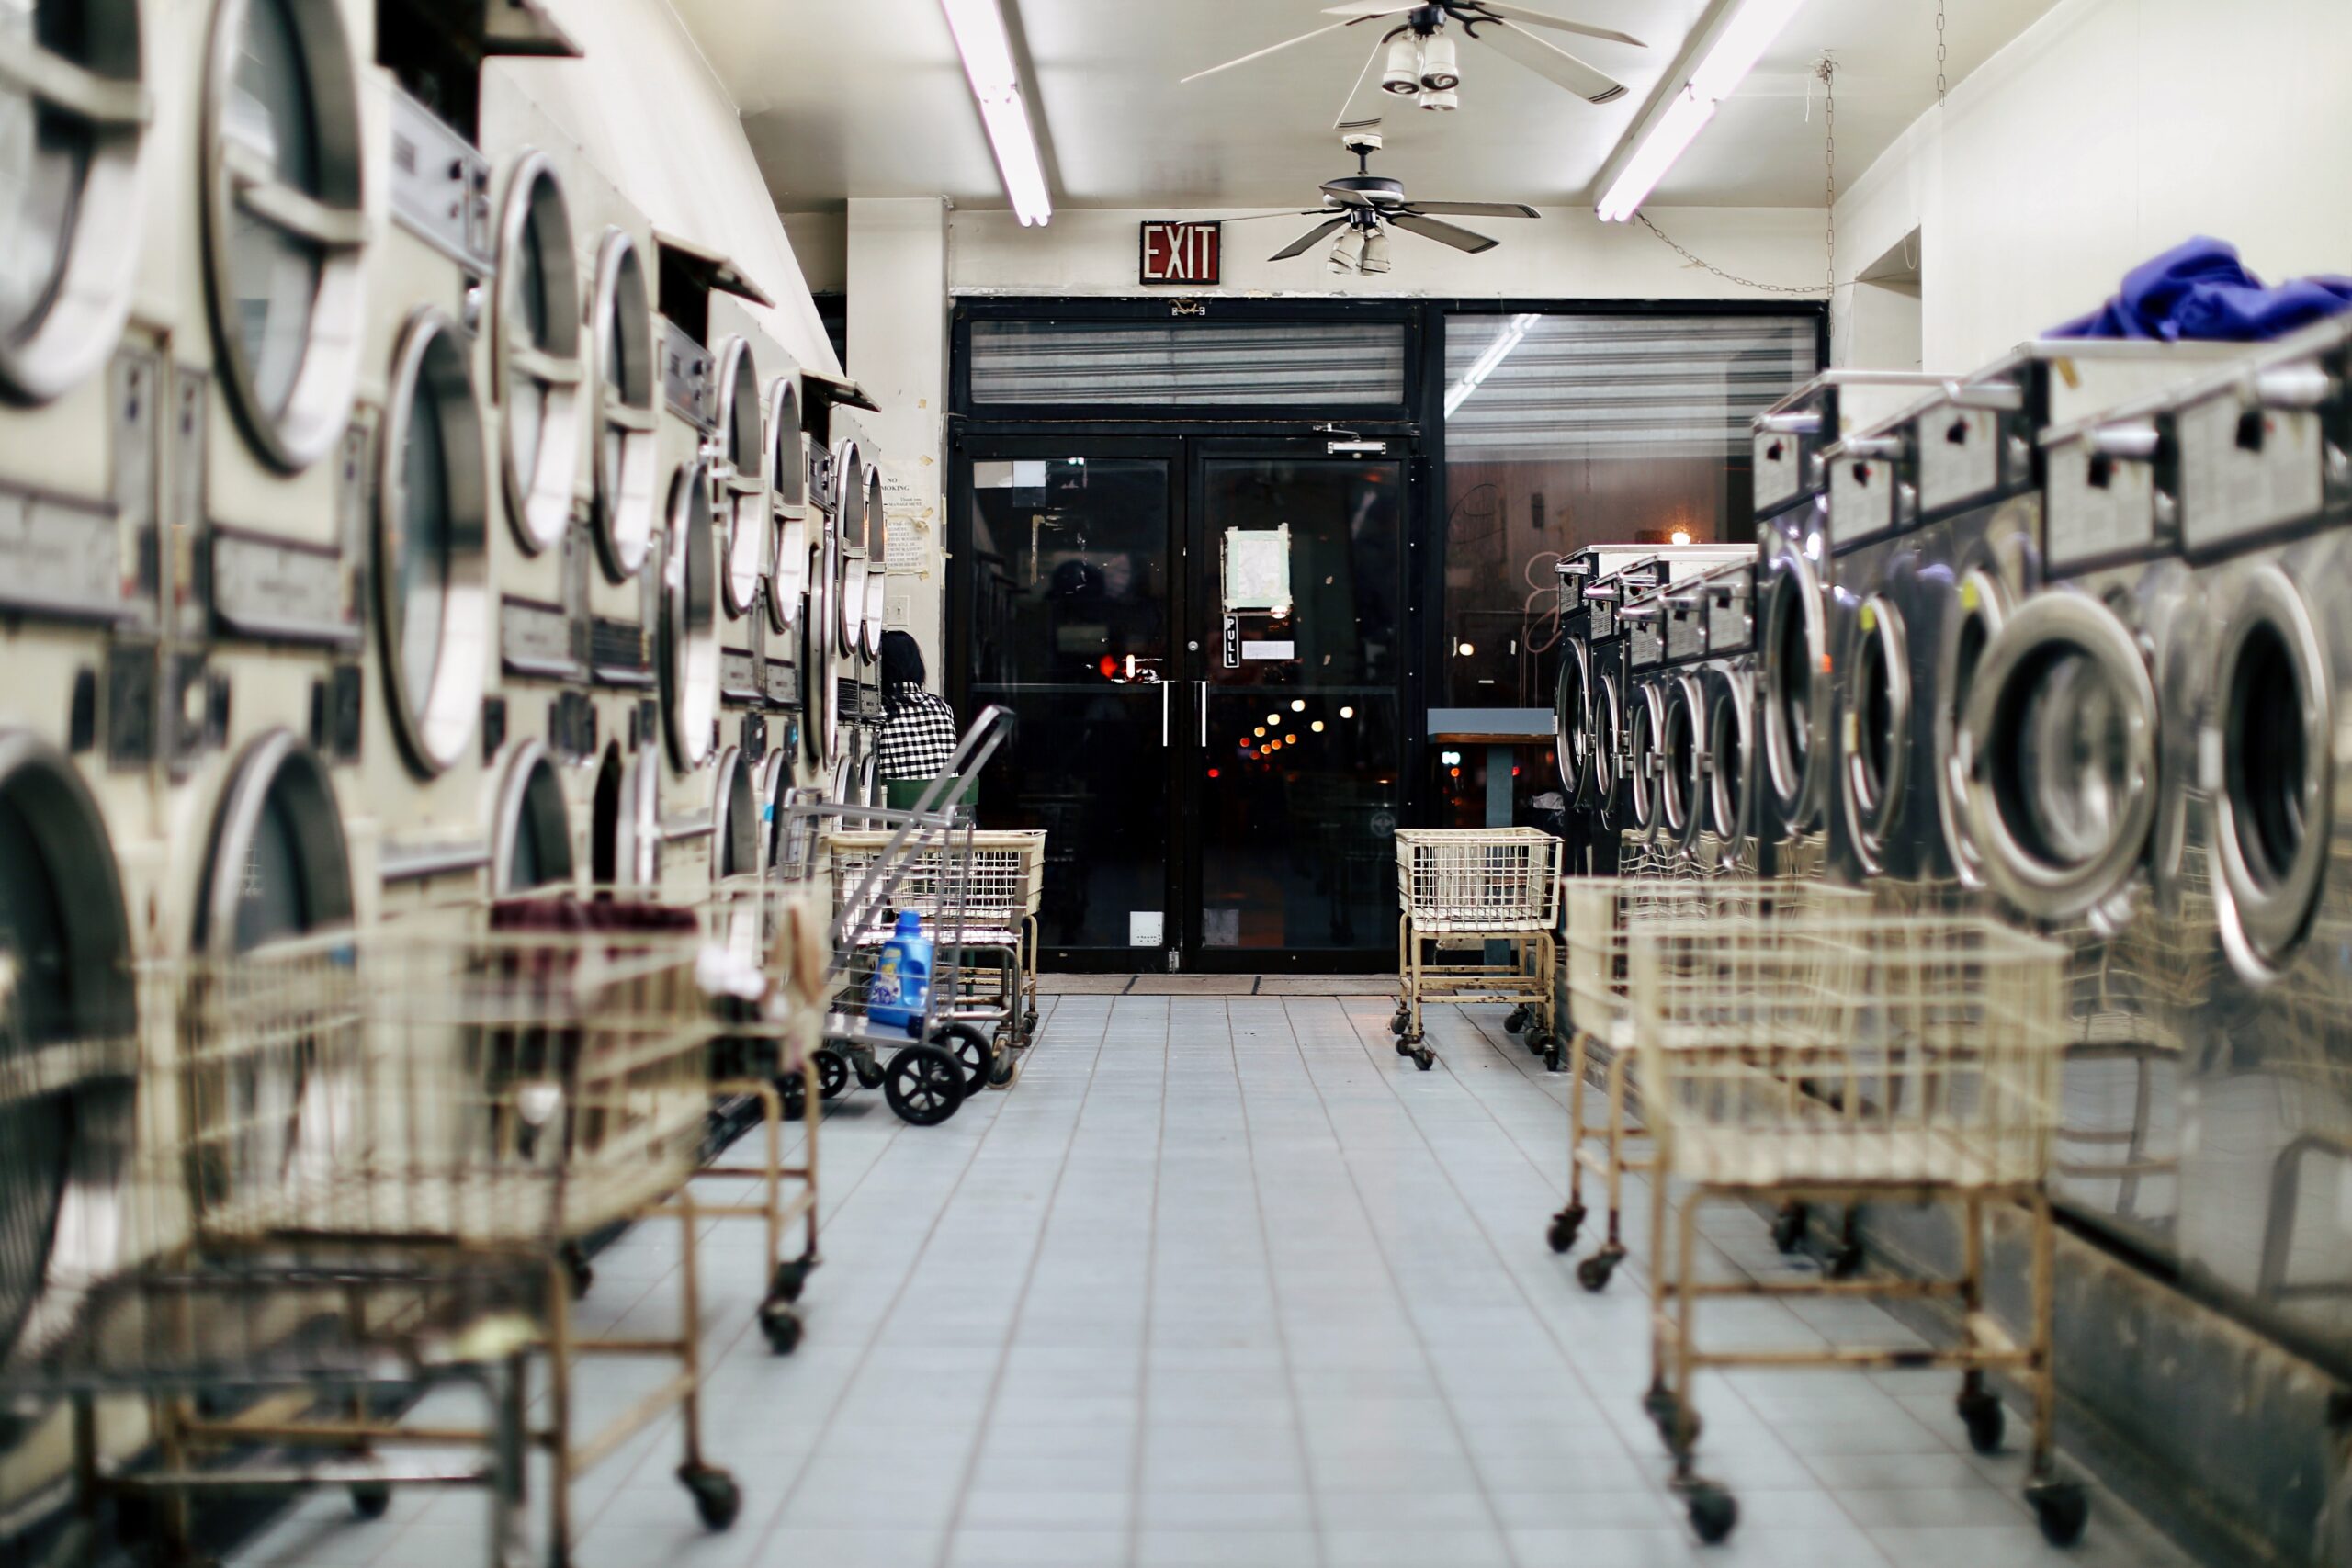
1545,879,1871,1288
824,827,1046,1090
777,709,1017,1124
10,920,742,1568
1388,828,1563,1072
1628,912,2086,1548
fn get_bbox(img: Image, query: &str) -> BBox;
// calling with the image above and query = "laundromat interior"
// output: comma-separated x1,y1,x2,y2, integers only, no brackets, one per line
7,1,2352,1565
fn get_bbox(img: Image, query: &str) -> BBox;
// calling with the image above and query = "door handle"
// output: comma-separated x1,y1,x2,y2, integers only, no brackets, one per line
1161,680,1170,746
1197,680,1207,747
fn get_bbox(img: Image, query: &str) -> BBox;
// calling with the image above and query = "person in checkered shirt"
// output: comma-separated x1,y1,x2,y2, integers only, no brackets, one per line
876,630,960,780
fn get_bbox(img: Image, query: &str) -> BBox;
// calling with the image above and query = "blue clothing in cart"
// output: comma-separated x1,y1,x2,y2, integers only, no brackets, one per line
2050,236,2352,342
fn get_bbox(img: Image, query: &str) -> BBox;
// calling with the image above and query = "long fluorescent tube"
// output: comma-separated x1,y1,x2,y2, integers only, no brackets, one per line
1596,0,1804,222
1444,312,1541,416
940,0,1052,225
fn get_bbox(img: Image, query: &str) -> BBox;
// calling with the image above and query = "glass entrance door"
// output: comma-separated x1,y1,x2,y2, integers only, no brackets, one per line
1185,446,1407,968
958,437,1412,970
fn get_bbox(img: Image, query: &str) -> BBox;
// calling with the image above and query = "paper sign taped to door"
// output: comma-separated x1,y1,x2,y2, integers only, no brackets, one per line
1129,911,1164,947
1241,640,1295,660
1222,524,1292,613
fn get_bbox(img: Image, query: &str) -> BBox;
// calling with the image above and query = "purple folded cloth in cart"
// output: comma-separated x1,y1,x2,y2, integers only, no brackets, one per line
2049,236,2352,342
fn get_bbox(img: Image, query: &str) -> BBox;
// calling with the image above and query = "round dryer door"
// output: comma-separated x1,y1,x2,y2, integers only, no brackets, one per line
0,0,148,401
1706,667,1754,856
1838,592,1911,876
379,308,491,777
492,742,574,894
1935,566,2013,889
831,440,865,659
860,468,887,661
662,461,721,772
0,734,134,1364
856,751,879,810
1554,638,1589,802
589,744,661,889
1593,663,1623,807
757,749,796,872
2209,564,2332,974
1759,532,1834,835
201,0,367,472
765,376,808,636
713,337,766,621
1626,680,1663,839
1659,673,1704,855
829,754,857,808
1961,590,2159,922
589,230,658,581
709,747,758,882
492,152,582,555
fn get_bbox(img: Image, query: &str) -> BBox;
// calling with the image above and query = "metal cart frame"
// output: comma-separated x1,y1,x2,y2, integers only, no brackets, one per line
1389,828,1563,1072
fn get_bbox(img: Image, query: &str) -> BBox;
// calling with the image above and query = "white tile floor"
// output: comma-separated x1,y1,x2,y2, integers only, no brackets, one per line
233,994,2199,1568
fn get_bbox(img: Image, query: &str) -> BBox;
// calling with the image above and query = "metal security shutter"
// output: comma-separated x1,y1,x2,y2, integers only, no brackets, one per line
1444,314,1816,459
969,320,1408,407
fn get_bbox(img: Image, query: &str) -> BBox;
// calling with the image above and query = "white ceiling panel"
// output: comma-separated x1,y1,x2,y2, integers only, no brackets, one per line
684,0,2061,214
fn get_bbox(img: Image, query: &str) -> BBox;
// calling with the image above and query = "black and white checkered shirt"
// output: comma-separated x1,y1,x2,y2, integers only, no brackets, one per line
877,683,960,780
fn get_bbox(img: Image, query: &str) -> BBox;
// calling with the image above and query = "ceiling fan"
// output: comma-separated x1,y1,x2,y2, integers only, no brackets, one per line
1235,128,1538,274
1182,1,1647,123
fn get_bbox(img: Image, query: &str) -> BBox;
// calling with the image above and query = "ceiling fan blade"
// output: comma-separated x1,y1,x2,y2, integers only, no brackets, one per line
1319,4,1415,17
1467,2,1645,49
1209,210,1330,224
1272,218,1351,260
1403,200,1541,219
1389,212,1501,254
1182,18,1356,84
1475,17,1628,103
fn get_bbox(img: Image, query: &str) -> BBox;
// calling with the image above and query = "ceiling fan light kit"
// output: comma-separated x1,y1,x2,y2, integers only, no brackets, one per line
1383,35,1423,95
1329,227,1371,273
1419,32,1460,91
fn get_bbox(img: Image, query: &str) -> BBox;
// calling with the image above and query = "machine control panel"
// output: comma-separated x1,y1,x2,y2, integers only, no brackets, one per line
763,658,800,709
720,649,761,703
1826,451,1896,545
662,320,716,431
1706,582,1751,655
2043,430,2158,571
388,89,496,276
1915,405,2003,514
2174,389,2325,552
502,594,585,681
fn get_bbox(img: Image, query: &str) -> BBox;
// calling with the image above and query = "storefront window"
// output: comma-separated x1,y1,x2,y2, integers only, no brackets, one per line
1440,311,1817,705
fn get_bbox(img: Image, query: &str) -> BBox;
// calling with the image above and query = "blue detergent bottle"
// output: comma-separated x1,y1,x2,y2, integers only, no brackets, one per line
867,910,932,1036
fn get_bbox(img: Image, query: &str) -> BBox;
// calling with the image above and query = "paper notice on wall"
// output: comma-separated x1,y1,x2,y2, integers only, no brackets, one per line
887,516,926,565
878,457,937,576
1222,524,1292,613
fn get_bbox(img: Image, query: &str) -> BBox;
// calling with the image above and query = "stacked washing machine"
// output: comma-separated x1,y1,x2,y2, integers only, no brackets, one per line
1604,546,1753,876
1552,545,1656,875
1946,342,2248,1252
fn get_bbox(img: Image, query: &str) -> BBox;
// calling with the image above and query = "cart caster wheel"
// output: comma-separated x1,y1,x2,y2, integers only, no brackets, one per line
854,1057,887,1091
1685,1483,1738,1544
1770,1202,1807,1255
813,1047,851,1100
679,1464,741,1530
1394,1038,1413,1058
1957,1389,2005,1454
1577,1249,1621,1292
1827,1241,1865,1280
1411,1047,1435,1071
775,1070,808,1122
349,1483,391,1520
988,1053,1016,1089
1389,1008,1409,1036
1544,1041,1566,1072
1546,1204,1583,1255
2026,1478,2088,1547
1642,1382,1679,1438
561,1244,594,1299
931,1022,993,1095
769,1259,814,1305
1503,1006,1527,1034
759,1300,804,1355
884,1044,965,1126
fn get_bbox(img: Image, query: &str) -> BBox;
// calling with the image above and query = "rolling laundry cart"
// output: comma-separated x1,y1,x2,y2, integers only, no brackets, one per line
1628,911,2084,1548
1389,827,1562,1072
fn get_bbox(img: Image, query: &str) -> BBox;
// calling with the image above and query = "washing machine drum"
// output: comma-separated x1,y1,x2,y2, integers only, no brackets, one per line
1707,669,1753,848
1961,592,2159,921
1555,640,1589,801
1659,674,1704,852
1839,593,1911,873
1593,664,1623,807
0,737,134,1364
2209,566,2332,972
1626,681,1664,838
1760,539,1832,835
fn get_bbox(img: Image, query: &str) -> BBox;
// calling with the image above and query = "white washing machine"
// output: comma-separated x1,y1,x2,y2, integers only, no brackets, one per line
756,362,810,817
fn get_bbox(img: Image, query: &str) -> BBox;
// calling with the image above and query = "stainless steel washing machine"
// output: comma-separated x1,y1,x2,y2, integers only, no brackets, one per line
1621,574,1670,874
1581,565,1635,857
1752,374,1954,884
1694,556,1761,875
2152,321,2352,1359
1552,545,1654,852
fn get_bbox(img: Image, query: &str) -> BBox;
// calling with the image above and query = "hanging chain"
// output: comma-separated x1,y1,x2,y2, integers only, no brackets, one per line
1819,56,1837,294
1935,0,1949,104
1634,214,1826,294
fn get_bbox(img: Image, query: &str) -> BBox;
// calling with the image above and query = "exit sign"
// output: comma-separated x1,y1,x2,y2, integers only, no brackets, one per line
1140,220,1221,287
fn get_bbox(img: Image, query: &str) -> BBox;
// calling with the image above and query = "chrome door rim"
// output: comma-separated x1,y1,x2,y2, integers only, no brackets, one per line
1936,567,2009,890
661,460,721,771
1838,592,1911,874
1960,590,2158,921
2211,563,2332,975
1555,638,1589,801
491,151,582,555
764,375,806,634
1760,536,1831,835
712,336,766,619
860,468,887,661
588,228,658,581
490,739,574,894
1661,672,1704,849
1707,667,1754,845
1627,681,1662,837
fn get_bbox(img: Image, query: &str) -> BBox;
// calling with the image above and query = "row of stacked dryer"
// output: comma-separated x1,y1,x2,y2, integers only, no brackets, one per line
1555,333,2352,1366
0,0,893,1364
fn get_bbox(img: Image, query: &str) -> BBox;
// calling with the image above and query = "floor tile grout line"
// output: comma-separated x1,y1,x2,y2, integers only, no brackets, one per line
932,976,1114,1565
1227,998,1329,1568
1272,995,1517,1560
1123,990,1173,1568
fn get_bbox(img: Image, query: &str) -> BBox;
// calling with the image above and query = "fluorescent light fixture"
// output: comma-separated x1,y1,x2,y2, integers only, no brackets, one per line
1596,0,1805,222
1444,311,1541,416
940,0,1052,225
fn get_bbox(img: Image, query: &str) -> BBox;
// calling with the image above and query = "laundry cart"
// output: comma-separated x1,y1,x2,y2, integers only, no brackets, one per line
20,921,743,1568
1629,912,2084,1549
824,826,1046,1089
1546,878,1871,1287
1390,827,1562,1071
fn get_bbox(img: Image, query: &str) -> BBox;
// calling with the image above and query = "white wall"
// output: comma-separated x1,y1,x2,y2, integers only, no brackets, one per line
1834,0,2352,370
845,199,950,682
489,0,842,378
950,205,1833,301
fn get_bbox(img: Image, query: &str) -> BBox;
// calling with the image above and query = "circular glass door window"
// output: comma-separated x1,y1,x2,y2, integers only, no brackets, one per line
713,338,766,619
494,153,582,554
590,230,657,581
765,377,807,634
662,461,720,771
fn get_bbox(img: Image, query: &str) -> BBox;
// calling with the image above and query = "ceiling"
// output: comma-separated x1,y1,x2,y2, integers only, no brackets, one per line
678,0,2062,215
